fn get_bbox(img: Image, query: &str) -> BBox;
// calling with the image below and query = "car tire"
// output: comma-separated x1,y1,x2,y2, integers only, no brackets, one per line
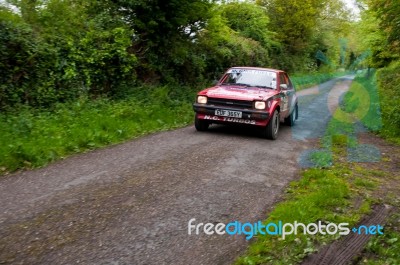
195,115,209,131
263,109,280,140
285,104,298,126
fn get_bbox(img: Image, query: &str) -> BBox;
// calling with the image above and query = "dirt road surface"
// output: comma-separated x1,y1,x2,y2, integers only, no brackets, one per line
0,77,354,265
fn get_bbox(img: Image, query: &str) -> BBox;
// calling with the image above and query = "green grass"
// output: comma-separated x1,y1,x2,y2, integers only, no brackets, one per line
0,85,197,174
235,163,378,265
235,72,400,264
360,212,400,265
310,150,332,167
234,148,397,265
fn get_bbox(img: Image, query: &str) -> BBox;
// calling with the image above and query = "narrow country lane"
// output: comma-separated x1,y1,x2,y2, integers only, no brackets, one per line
0,76,354,265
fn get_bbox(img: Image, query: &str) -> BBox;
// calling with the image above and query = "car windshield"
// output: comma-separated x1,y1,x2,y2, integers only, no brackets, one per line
221,69,277,89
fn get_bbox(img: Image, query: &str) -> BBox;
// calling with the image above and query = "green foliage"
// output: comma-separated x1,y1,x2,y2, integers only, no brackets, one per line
369,0,400,65
355,5,395,68
211,2,284,73
220,2,278,49
259,0,323,52
0,86,196,173
362,212,400,265
310,150,333,167
257,0,352,72
0,0,360,172
0,0,137,109
235,164,372,265
0,0,359,109
107,0,214,83
353,0,400,68
0,15,66,109
65,25,137,95
194,5,274,81
376,62,400,143
350,73,382,132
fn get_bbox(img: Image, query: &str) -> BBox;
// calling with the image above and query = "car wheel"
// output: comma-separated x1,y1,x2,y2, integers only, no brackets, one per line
285,104,298,127
263,109,280,140
195,115,209,131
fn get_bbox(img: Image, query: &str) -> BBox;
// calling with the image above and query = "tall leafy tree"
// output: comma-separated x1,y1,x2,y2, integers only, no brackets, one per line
220,2,278,49
368,0,400,65
256,0,351,72
105,0,214,82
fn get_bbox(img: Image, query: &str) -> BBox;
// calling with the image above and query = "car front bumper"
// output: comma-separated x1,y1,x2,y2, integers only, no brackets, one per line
193,103,270,120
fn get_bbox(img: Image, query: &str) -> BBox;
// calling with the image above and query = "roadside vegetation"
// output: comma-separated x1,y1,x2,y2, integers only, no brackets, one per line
0,71,347,174
376,62,400,144
0,0,399,263
0,86,197,173
235,152,400,264
236,72,400,264
355,0,400,144
0,0,352,110
0,0,355,174
236,0,400,261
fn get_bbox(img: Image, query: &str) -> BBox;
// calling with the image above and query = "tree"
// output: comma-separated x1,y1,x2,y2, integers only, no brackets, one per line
256,0,352,72
0,0,137,108
367,0,400,65
220,2,278,49
105,0,214,82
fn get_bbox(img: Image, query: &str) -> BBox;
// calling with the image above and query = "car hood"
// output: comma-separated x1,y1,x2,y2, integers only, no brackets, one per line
201,85,278,101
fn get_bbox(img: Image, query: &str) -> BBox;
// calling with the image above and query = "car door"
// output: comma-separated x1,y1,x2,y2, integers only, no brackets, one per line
279,72,297,118
283,73,297,117
279,73,290,118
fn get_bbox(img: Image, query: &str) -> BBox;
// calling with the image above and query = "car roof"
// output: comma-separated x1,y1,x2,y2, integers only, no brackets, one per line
229,66,284,73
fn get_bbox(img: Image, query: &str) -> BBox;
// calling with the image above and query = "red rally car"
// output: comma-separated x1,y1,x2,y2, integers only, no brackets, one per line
193,67,298,140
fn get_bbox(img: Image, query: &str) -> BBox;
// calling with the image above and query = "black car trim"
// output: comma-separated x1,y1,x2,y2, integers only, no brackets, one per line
193,103,270,120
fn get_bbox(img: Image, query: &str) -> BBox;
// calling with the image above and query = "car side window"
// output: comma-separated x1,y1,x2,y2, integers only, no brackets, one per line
279,73,286,85
284,73,294,90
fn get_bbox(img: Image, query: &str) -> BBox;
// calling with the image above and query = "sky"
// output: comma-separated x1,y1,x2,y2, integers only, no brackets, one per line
343,0,361,19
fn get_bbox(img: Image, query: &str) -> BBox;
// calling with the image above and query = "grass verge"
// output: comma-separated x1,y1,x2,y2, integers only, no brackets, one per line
235,73,400,264
0,85,197,174
235,160,383,264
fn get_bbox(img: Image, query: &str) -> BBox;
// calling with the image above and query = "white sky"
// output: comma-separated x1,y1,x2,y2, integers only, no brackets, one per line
343,0,361,19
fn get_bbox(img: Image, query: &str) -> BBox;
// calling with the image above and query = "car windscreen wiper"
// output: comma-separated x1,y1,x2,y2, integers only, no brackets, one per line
221,82,249,87
253,85,274,90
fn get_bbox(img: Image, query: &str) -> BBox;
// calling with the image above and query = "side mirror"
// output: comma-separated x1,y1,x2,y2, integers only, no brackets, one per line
212,80,219,86
280,84,288,90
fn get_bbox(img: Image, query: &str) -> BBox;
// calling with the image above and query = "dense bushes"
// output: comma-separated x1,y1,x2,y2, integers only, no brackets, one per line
0,0,353,110
0,3,136,109
0,19,64,108
377,62,400,142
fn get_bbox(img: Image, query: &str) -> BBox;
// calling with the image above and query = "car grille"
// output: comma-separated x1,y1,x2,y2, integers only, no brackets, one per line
207,98,253,109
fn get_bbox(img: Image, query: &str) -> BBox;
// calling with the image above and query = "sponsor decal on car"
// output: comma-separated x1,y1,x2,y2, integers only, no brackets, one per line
204,115,256,125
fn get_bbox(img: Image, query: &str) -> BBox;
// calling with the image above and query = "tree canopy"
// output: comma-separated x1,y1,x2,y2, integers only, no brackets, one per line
0,0,392,109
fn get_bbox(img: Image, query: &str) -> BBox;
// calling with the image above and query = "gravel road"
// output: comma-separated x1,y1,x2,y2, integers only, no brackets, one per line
0,76,354,265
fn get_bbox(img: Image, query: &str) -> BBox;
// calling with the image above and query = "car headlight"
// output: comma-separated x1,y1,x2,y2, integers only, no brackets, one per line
197,96,208,104
254,101,266,110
